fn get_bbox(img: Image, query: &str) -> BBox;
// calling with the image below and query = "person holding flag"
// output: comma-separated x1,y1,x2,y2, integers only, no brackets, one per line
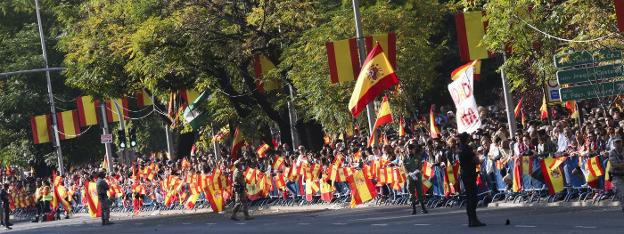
402,142,428,215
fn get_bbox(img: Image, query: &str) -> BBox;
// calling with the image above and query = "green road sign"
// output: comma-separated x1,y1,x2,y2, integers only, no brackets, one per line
554,49,622,68
556,64,623,85
559,80,624,101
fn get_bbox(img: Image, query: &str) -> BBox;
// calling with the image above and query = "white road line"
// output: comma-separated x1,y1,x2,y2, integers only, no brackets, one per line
182,222,191,225
297,223,311,225
515,225,537,228
413,224,432,226
332,223,347,225
371,224,388,226
235,222,247,225
135,222,143,225
352,215,413,222
206,223,217,225
575,226,597,229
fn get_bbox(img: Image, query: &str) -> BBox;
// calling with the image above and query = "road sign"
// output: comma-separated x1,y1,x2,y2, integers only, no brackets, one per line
554,49,622,68
101,134,113,144
556,64,623,85
545,80,561,103
559,80,624,101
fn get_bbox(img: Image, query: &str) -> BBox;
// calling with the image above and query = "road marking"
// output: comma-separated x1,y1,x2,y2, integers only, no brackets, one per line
206,223,217,225
332,223,347,225
352,215,413,222
135,222,143,225
182,222,191,225
575,226,597,229
515,225,537,228
414,224,431,226
235,222,247,225
371,224,388,226
297,222,310,225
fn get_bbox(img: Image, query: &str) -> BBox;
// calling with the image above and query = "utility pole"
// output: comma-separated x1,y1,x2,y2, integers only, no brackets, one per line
112,101,128,164
352,0,376,136
100,103,114,172
35,0,64,175
500,52,517,139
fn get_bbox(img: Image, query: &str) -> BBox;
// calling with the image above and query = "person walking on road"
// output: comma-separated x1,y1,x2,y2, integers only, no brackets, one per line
608,137,624,212
230,160,253,221
96,170,113,225
0,183,12,230
458,133,486,227
403,143,428,215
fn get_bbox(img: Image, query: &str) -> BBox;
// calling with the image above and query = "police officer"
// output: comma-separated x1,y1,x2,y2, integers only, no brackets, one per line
230,160,252,221
403,143,428,215
0,183,12,229
96,170,113,225
458,133,485,227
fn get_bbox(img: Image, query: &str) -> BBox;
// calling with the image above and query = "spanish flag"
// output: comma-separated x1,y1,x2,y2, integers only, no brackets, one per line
512,157,523,192
86,181,101,218
135,90,153,108
451,60,481,81
364,33,397,68
272,156,285,171
256,143,270,158
429,105,440,139
565,101,578,119
540,95,549,121
348,43,399,117
367,96,393,146
347,169,377,207
56,110,81,140
398,116,406,137
105,97,129,123
205,182,225,213
455,11,492,62
421,161,434,178
31,114,51,144
76,96,100,127
540,158,564,195
231,127,244,161
254,54,281,92
616,0,624,32
326,38,360,84
586,156,605,177
514,98,523,119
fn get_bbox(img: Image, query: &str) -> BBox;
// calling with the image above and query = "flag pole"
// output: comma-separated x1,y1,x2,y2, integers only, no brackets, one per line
500,51,517,139
352,0,376,136
35,0,65,176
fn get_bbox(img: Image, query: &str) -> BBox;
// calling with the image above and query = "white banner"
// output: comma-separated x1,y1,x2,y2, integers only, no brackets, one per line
448,66,481,134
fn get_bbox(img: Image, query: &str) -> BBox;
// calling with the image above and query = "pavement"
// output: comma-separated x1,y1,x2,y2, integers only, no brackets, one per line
1,205,623,234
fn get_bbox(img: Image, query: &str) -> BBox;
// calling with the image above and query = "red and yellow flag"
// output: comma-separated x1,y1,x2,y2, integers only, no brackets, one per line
31,114,51,144
231,127,244,160
136,90,153,108
514,98,523,119
586,156,605,177
421,161,434,178
451,60,481,81
254,54,280,92
398,117,406,137
256,143,270,158
455,11,492,62
565,101,579,119
272,156,285,171
364,33,397,68
85,181,101,218
540,158,564,195
512,157,523,192
205,182,225,213
368,97,393,146
76,96,100,127
429,105,440,139
326,38,360,84
347,169,377,207
348,43,400,117
179,89,200,104
105,97,129,123
616,0,624,32
56,110,81,140
540,95,549,121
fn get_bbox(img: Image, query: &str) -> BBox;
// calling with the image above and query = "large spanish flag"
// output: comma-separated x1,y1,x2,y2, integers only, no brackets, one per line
455,11,492,62
347,169,377,207
616,0,624,32
540,158,564,195
76,96,100,127
105,97,129,123
326,38,360,84
451,60,481,81
231,127,244,161
254,54,280,92
364,32,397,68
31,114,51,144
56,110,81,140
429,105,440,139
349,43,399,117
367,96,393,146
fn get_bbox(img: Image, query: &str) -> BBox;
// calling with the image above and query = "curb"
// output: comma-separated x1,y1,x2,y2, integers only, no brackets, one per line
488,201,621,208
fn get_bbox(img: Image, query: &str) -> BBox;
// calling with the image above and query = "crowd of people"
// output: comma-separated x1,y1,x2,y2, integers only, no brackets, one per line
0,102,623,228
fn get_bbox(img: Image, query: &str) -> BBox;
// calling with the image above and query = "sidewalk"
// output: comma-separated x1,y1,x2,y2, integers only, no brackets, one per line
488,201,621,208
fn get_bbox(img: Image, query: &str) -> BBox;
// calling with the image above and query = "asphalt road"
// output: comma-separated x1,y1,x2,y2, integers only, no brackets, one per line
2,205,623,234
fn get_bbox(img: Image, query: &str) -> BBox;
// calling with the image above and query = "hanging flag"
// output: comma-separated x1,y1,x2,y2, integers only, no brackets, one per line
254,54,281,92
616,0,624,32
326,38,361,84
183,90,210,131
364,32,397,68
540,95,549,120
179,89,201,105
455,11,492,62
105,97,129,123
429,105,440,139
367,96,393,146
514,98,523,119
451,60,481,81
136,90,153,108
347,169,377,207
231,127,244,161
348,43,400,117
76,96,100,127
398,116,406,137
565,101,579,119
256,143,270,158
540,158,564,195
31,114,52,144
56,110,81,140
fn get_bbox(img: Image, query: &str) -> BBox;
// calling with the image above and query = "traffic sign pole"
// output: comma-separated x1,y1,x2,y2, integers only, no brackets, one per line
100,103,114,172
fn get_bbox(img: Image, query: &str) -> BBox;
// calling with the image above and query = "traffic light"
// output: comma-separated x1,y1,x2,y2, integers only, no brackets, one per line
117,129,127,149
129,128,137,147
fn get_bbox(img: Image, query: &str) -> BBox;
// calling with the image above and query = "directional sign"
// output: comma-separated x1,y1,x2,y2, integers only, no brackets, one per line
101,134,113,144
556,64,623,85
554,49,622,68
559,80,624,101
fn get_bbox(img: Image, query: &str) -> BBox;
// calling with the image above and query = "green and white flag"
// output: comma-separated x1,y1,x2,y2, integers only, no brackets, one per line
183,90,210,131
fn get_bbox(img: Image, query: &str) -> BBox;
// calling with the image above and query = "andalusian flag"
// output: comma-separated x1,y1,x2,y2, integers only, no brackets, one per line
367,96,393,146
231,127,244,161
514,98,523,119
76,96,100,126
348,43,400,117
540,158,564,195
540,94,549,121
31,114,51,144
56,110,81,140
183,90,210,131
451,60,482,81
347,169,377,207
429,105,440,139
256,143,270,158
455,11,492,62
254,54,281,92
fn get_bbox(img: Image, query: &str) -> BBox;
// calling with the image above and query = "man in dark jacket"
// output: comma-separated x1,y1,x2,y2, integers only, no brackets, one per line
0,183,12,229
96,170,113,225
458,132,486,227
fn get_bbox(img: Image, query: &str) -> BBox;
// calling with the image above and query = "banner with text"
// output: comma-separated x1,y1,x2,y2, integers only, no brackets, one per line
448,66,481,134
